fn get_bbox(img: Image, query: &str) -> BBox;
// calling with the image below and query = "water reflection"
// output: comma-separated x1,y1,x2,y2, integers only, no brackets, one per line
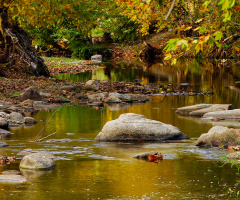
1,60,240,199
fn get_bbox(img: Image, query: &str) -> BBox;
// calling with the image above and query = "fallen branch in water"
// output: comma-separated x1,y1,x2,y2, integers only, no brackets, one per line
34,106,62,141
35,131,58,142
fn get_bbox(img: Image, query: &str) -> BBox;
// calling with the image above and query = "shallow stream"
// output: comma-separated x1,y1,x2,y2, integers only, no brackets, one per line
1,60,240,199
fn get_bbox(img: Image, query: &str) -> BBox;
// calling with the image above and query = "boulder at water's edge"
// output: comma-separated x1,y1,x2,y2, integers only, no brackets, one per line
196,126,240,147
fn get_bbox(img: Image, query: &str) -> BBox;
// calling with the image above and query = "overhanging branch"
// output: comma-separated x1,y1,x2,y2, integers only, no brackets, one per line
164,0,176,21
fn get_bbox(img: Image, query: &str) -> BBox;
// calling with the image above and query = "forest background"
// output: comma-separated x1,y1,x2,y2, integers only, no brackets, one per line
0,0,239,76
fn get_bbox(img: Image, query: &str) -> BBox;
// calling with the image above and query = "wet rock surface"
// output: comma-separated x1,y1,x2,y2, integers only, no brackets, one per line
20,152,56,170
227,152,240,160
0,142,9,147
95,113,189,142
202,109,240,120
45,139,72,143
17,150,32,158
196,126,240,147
176,104,233,116
0,175,28,183
2,170,21,175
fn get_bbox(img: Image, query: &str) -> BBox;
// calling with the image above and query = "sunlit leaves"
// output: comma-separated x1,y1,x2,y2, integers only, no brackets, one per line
176,25,192,32
115,0,168,36
7,0,117,40
213,31,223,41
164,0,238,63
164,38,180,53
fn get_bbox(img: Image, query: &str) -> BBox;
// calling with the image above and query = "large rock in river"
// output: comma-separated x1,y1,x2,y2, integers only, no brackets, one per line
196,126,240,147
20,152,56,170
95,113,189,141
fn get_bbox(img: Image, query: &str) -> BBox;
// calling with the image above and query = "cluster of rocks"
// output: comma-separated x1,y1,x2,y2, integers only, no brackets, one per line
0,111,38,128
0,76,217,113
0,151,55,183
94,110,240,162
0,109,38,140
196,126,240,147
175,104,240,161
176,103,240,121
196,125,240,160
176,104,234,117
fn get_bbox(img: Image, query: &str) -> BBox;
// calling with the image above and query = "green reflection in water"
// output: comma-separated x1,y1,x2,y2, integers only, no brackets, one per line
1,60,240,199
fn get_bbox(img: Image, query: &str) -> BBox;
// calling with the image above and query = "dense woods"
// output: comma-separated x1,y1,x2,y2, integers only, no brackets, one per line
0,0,239,75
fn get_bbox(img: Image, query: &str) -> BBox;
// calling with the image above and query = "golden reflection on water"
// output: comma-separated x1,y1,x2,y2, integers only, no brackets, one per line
1,60,240,199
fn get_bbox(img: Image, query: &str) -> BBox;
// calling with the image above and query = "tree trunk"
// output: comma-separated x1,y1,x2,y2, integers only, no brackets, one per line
0,6,50,77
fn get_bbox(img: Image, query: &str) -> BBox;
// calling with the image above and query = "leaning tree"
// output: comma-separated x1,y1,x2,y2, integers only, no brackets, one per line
0,0,51,76
0,0,117,77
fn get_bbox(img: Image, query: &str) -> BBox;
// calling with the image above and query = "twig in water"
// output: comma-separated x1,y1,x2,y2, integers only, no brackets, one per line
35,131,58,142
34,106,62,141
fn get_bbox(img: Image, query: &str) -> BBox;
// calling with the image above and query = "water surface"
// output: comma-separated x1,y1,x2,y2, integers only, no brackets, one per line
1,60,240,199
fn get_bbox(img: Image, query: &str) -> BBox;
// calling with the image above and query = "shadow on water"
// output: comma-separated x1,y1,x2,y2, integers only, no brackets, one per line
1,59,240,199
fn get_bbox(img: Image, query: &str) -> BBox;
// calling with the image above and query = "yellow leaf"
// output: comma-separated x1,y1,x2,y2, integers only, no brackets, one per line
171,58,177,65
199,35,210,42
164,53,172,60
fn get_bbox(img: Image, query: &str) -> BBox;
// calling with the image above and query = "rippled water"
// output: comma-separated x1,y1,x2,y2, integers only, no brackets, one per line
1,60,240,199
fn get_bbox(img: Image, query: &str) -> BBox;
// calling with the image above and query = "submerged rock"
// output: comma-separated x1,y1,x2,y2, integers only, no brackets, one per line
20,168,51,179
0,142,9,147
95,113,189,142
2,170,21,175
133,152,163,162
17,150,32,158
45,139,72,143
0,175,28,183
196,126,240,147
20,152,56,170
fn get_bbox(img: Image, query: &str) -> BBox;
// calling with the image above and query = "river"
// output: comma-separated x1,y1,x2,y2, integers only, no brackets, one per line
1,60,240,199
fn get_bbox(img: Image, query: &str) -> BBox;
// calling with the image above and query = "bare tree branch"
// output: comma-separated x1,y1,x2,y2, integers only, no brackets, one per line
164,0,176,21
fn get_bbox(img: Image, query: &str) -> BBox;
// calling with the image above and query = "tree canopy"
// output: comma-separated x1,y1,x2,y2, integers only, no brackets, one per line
0,0,239,67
